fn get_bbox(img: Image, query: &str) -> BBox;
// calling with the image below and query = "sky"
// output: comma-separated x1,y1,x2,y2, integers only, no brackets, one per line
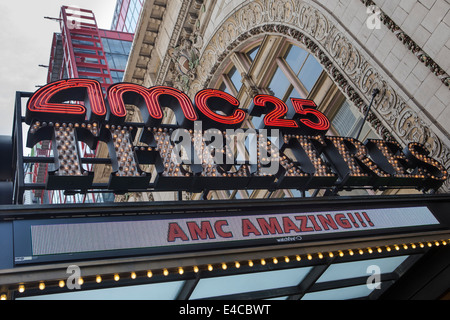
0,0,117,136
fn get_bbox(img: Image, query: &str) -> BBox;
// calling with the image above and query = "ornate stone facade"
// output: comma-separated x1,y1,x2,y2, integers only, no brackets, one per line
186,0,450,192
125,0,450,192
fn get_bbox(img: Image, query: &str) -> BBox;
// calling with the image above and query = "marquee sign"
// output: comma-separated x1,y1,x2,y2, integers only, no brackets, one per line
27,207,439,257
12,197,445,265
25,79,448,193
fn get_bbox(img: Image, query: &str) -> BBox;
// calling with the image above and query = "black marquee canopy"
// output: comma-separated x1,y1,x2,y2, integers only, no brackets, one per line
1,194,450,301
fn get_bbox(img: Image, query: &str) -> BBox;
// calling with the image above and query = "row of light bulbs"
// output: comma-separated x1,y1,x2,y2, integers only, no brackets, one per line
1,239,447,300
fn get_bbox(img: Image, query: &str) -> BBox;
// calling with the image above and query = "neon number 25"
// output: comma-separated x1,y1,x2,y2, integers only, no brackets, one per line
290,98,330,133
250,95,330,134
250,95,298,130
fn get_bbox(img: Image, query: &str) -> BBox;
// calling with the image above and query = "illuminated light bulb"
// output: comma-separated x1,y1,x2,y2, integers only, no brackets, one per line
131,272,137,279
273,258,278,264
394,245,400,251
318,252,324,259
96,275,102,283
78,278,84,286
260,259,266,266
0,294,6,300
18,285,25,293
222,263,227,270
39,282,45,291
329,252,334,258
411,243,417,249
284,256,290,263
59,280,65,288
348,249,354,256
147,270,153,278
358,249,364,255
307,254,313,260
427,242,432,247
248,260,254,267
296,255,301,261
163,269,169,276
193,266,199,273
235,262,240,269
367,248,373,254
403,244,408,250
179,268,184,275
442,240,447,246
434,241,440,247
338,250,344,257
114,274,120,282
207,265,213,272
419,242,425,248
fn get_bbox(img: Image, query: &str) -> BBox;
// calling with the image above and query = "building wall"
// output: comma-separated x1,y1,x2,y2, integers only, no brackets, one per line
122,0,450,193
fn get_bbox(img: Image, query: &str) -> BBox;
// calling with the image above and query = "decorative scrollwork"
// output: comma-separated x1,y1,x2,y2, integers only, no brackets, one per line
267,0,295,23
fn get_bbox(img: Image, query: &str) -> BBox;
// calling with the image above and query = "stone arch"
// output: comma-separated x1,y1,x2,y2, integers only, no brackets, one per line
188,0,450,192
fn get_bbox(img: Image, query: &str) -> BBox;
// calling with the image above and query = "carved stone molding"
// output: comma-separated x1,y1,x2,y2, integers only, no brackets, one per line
168,36,202,91
127,0,168,86
189,0,450,192
361,0,450,88
155,0,204,87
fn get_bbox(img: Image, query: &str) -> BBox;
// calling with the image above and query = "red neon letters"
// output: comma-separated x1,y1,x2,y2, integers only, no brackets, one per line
290,98,330,133
26,79,106,124
26,79,329,134
107,84,198,127
24,79,449,192
252,95,299,130
249,95,330,133
195,89,246,129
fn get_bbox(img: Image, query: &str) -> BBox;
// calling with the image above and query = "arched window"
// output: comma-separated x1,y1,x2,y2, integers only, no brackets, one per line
246,45,260,62
212,40,329,200
207,37,383,200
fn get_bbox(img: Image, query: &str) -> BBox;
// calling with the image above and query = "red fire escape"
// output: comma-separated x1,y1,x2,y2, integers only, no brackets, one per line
60,6,114,92
32,6,115,204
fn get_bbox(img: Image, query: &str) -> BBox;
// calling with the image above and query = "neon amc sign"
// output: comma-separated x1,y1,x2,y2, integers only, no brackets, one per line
25,79,448,192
